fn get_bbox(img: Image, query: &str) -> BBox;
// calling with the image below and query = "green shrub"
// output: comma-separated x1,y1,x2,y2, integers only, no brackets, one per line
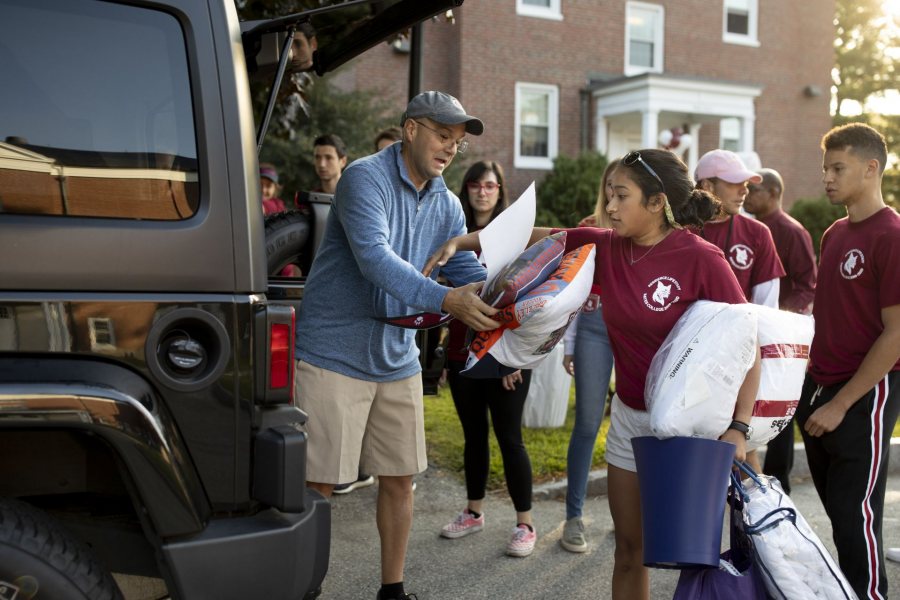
535,152,608,227
788,197,846,256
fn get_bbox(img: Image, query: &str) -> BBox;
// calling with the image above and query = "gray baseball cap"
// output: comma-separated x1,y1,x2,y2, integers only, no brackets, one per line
401,91,484,136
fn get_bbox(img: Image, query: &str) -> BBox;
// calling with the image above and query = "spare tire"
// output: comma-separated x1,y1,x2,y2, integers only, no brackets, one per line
264,210,311,275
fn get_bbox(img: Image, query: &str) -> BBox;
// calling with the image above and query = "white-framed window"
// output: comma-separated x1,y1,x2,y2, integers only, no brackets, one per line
88,317,116,351
516,0,563,21
625,2,664,76
719,118,742,152
723,0,759,46
514,82,559,170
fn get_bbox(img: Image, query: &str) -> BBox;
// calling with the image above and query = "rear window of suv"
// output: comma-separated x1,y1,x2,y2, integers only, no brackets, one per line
0,0,199,220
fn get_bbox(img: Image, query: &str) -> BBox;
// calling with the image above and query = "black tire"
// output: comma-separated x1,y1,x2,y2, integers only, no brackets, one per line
265,210,311,275
0,498,124,600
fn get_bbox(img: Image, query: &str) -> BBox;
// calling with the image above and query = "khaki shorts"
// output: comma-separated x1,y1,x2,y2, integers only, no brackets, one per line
605,394,652,473
294,360,427,484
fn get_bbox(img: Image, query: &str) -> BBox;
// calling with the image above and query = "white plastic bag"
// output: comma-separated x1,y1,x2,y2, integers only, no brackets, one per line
739,469,857,600
645,301,757,439
745,306,814,450
522,340,572,428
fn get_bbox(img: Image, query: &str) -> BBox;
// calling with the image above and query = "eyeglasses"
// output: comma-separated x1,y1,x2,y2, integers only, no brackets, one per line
466,181,500,193
623,151,665,194
413,120,469,154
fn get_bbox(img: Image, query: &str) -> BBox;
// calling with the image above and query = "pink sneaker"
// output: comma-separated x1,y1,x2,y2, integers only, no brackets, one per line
506,524,536,557
440,509,484,539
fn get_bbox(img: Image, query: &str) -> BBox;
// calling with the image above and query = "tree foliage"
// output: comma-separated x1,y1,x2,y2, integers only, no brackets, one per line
833,0,900,207
789,197,846,255
258,77,396,194
833,0,899,115
535,152,608,228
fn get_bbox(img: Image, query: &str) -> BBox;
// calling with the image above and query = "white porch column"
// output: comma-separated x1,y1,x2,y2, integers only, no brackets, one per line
741,116,755,153
595,117,609,154
641,110,659,149
688,122,702,176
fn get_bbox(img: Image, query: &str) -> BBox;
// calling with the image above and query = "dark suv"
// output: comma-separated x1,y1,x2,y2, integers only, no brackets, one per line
0,0,459,598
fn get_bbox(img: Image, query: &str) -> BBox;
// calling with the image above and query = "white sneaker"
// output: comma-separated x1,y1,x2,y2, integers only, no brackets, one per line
886,547,900,563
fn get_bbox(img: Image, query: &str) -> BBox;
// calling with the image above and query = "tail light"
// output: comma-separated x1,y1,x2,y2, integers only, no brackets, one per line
255,304,295,404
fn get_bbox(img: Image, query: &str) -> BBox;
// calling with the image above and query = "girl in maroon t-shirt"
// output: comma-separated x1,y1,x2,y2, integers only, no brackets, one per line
425,149,761,599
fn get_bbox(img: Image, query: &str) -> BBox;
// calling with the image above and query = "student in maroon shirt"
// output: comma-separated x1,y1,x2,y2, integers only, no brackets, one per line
695,150,785,307
744,167,818,494
795,123,900,600
425,149,761,600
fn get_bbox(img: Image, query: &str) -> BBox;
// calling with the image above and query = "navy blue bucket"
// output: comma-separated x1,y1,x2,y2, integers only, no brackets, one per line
631,436,734,569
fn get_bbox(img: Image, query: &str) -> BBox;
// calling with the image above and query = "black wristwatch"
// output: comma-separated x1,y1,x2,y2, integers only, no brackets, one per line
728,420,753,441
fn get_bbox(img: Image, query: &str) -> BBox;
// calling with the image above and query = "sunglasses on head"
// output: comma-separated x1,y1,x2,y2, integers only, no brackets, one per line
623,151,666,194
623,151,683,230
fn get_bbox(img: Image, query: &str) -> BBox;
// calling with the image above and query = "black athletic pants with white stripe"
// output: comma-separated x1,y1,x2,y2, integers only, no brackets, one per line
796,371,900,600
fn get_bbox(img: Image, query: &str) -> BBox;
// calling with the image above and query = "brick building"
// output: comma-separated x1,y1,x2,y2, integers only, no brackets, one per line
334,0,834,209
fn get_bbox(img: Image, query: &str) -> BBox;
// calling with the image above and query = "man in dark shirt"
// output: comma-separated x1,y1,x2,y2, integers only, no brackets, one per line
744,167,818,494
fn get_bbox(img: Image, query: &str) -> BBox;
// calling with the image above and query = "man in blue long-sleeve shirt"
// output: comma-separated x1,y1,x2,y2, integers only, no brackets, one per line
295,91,497,600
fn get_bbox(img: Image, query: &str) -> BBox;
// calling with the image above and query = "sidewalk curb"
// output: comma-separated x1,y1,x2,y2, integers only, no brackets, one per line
533,437,900,502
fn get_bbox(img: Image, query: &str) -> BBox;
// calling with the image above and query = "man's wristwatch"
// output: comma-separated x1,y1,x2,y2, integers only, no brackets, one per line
727,420,753,441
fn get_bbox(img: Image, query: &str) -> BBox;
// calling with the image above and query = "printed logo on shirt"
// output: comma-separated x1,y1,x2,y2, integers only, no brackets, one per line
840,249,865,280
643,276,682,312
727,244,755,270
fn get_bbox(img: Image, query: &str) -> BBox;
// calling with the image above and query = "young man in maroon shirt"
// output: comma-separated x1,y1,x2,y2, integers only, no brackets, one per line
795,123,900,600
695,150,785,307
744,167,818,494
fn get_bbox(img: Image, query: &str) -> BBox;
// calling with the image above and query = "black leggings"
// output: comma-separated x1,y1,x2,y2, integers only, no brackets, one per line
447,360,533,513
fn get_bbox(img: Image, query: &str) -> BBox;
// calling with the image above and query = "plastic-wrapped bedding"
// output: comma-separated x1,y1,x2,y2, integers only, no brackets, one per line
462,243,595,378
739,470,858,600
744,305,814,451
645,301,758,439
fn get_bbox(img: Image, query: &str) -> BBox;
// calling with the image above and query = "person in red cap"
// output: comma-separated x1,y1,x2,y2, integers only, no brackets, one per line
796,123,900,600
259,163,286,216
694,149,785,307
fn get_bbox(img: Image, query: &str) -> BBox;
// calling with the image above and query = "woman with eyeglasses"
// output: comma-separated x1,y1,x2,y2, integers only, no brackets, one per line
439,161,538,558
425,149,761,597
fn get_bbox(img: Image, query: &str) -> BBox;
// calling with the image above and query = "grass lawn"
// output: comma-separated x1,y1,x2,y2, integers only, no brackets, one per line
424,383,609,490
425,384,900,492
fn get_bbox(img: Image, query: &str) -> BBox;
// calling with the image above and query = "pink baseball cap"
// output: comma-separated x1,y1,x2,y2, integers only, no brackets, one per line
695,150,763,184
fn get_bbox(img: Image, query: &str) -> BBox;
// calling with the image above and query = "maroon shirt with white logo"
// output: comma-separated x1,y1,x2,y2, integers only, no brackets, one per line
810,207,900,385
757,209,817,314
560,227,746,410
700,214,785,299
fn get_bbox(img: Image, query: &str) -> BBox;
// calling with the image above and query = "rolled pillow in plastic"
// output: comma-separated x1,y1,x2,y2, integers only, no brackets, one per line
482,231,567,308
645,300,757,439
745,305,814,451
462,243,595,378
740,472,857,599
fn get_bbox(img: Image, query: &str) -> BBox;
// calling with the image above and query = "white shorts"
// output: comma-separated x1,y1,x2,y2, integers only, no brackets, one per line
605,394,653,472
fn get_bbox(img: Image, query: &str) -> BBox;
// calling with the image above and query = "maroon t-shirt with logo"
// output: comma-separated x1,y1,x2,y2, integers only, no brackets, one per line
757,209,817,314
700,214,786,299
810,207,900,385
560,227,746,410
